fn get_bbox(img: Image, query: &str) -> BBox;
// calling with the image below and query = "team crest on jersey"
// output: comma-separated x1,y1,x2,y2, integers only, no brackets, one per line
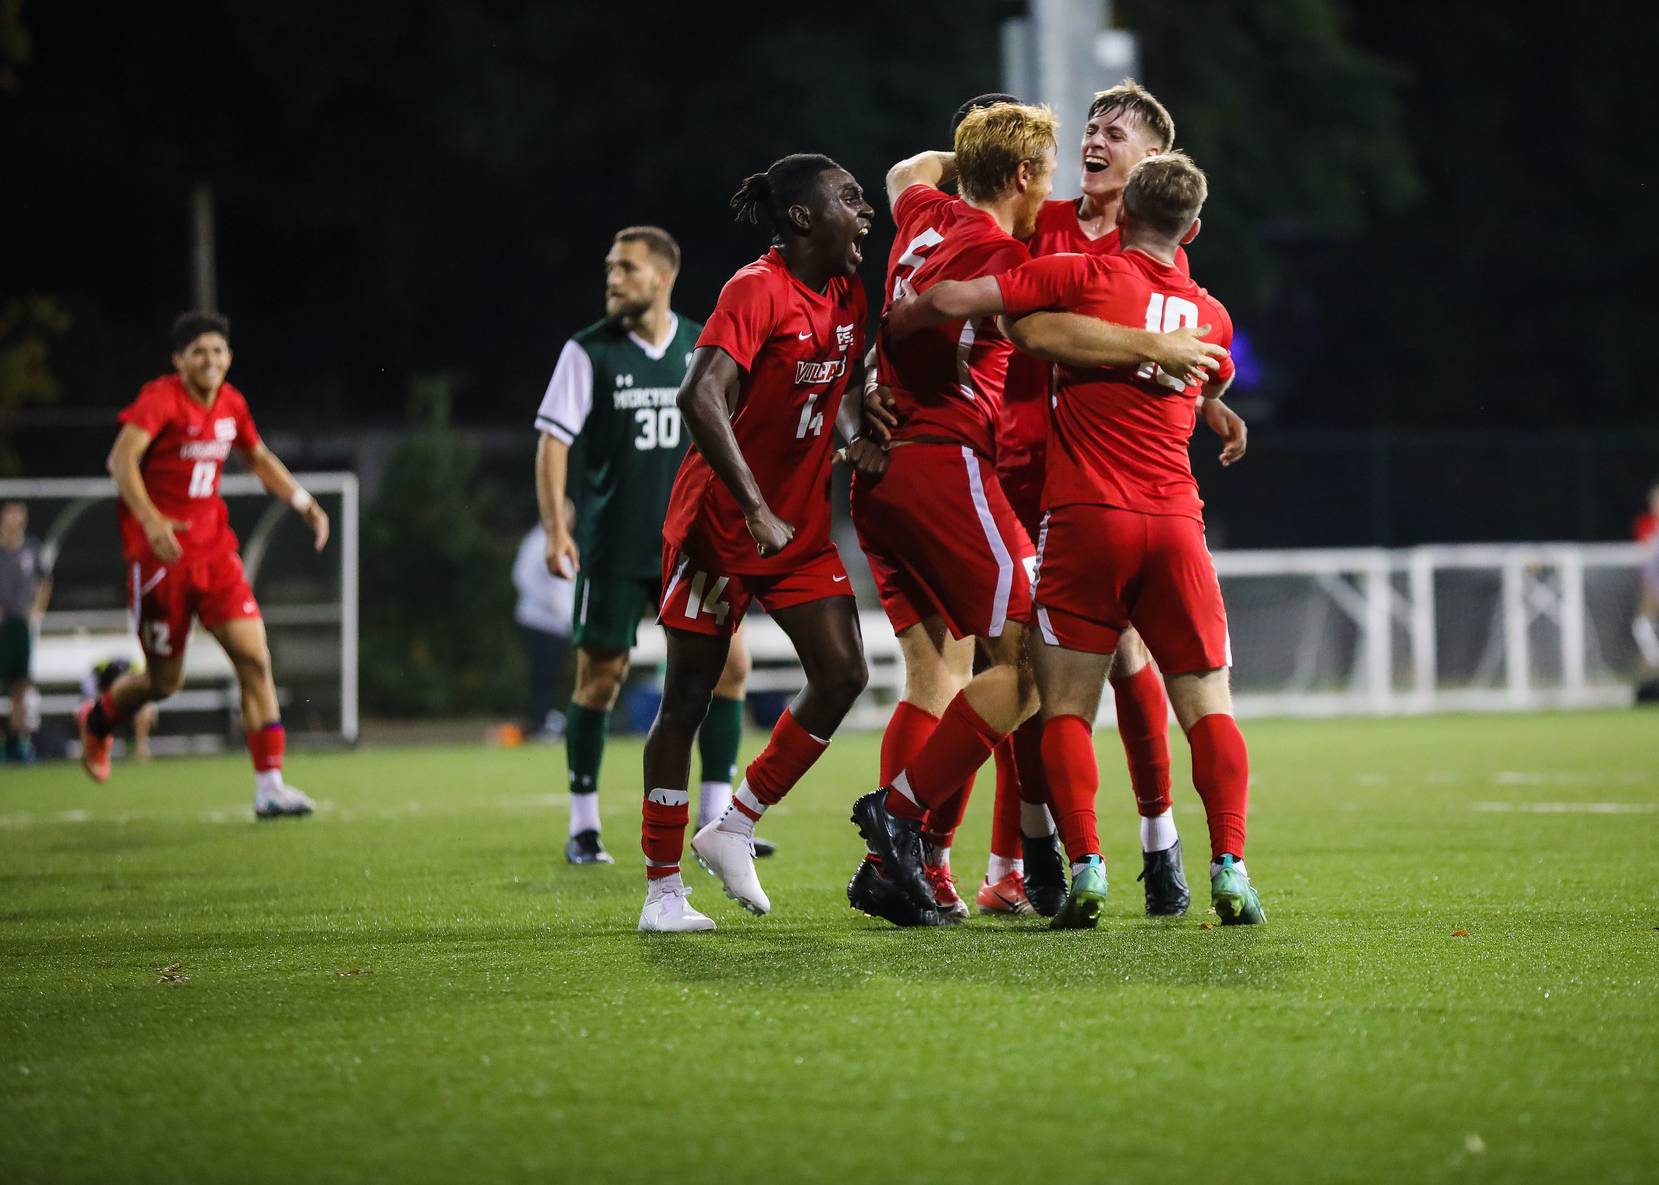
795,357,847,385
836,324,854,353
214,417,237,442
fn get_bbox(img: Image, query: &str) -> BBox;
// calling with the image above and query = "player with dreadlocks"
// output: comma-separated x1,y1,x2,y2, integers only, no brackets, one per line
636,154,879,932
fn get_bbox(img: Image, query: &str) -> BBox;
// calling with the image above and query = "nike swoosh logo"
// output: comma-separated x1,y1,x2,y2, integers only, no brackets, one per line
832,574,847,583
797,331,813,340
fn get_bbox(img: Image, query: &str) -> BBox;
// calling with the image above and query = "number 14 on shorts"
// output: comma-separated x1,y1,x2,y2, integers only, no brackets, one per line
684,570,731,623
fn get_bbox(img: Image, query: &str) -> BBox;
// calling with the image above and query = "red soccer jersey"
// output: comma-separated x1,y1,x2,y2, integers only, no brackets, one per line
877,185,1030,458
999,198,1192,474
662,248,866,575
116,374,261,563
997,250,1234,521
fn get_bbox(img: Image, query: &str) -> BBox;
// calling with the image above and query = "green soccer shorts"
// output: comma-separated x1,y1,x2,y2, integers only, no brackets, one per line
571,572,660,654
0,617,32,685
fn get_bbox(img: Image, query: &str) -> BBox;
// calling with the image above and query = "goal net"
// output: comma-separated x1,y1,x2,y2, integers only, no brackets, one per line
1,473,358,751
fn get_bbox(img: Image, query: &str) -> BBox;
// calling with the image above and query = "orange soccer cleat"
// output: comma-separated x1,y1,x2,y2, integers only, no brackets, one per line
924,862,969,923
975,870,1037,917
74,701,112,784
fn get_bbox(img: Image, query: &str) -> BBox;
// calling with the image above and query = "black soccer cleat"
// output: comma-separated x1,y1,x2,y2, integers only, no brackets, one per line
1138,837,1191,916
847,858,946,927
1021,830,1068,918
753,837,777,859
851,789,937,913
565,829,615,865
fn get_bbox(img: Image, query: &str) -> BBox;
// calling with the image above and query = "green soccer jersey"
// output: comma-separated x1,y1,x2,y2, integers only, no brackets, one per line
534,314,702,579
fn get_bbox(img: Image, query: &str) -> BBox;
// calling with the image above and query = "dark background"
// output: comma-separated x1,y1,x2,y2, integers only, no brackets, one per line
4,0,1658,545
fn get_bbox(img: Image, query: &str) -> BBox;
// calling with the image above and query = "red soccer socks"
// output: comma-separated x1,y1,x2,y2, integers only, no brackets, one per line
642,788,690,880
742,708,828,807
246,721,286,774
1111,664,1172,817
884,692,1006,821
1187,712,1249,860
1039,713,1100,864
880,700,936,784
988,736,1023,861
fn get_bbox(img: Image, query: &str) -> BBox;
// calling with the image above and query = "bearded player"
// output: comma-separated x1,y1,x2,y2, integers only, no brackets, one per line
76,312,328,818
847,104,1225,924
636,154,875,933
534,226,759,867
889,152,1266,927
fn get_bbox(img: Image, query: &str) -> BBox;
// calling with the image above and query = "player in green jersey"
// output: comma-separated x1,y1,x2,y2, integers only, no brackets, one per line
534,226,757,865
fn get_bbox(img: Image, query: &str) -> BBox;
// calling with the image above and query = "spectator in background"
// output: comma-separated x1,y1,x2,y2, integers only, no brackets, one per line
1634,481,1659,676
0,501,52,763
514,522,577,738
82,658,159,761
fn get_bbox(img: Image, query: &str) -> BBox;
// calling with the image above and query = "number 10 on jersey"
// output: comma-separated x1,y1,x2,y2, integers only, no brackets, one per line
1138,292,1202,387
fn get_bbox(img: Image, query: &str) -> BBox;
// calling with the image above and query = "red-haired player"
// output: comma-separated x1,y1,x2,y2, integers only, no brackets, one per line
638,154,875,933
77,312,329,819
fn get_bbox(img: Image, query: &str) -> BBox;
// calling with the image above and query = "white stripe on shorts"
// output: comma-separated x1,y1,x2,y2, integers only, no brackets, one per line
1036,605,1059,646
961,446,1013,637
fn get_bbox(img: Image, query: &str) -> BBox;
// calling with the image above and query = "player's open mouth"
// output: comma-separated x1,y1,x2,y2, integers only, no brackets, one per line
1083,156,1108,173
850,224,869,264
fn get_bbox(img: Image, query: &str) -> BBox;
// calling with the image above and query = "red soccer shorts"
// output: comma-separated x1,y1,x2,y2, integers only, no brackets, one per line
851,442,1035,640
659,539,852,638
1033,504,1231,673
995,453,1046,540
128,550,261,662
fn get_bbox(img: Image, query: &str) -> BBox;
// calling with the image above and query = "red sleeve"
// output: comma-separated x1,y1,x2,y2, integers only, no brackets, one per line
892,183,953,229
233,392,261,450
1208,299,1237,386
995,254,1092,317
696,267,781,371
117,382,174,437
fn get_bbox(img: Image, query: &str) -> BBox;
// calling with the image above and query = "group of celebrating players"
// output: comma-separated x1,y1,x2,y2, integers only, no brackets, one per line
71,75,1265,936
542,78,1265,933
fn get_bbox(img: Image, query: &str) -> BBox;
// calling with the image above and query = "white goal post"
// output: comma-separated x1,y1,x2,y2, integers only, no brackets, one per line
1,473,359,744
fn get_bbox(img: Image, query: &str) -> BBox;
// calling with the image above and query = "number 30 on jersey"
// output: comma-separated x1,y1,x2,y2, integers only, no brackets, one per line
633,407,682,450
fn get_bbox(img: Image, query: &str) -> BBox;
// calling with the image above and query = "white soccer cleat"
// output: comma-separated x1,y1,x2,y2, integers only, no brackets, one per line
690,820,771,916
255,782,316,820
637,882,716,933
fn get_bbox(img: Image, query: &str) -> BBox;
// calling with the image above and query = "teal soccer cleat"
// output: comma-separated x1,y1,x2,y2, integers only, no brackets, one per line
1210,854,1266,925
1049,855,1107,930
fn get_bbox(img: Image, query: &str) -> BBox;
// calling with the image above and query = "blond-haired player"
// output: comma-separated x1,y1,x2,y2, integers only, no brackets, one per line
846,104,1223,923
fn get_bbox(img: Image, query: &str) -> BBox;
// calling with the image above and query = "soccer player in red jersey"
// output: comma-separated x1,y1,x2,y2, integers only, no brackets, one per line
1005,80,1248,917
847,105,1223,924
637,154,875,933
843,102,1056,924
75,313,331,819
889,152,1266,927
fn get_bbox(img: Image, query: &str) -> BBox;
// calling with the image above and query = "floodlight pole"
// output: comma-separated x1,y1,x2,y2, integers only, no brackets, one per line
1002,0,1139,201
190,181,218,313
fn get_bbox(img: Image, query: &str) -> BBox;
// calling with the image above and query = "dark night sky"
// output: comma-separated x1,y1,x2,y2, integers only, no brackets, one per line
4,1,1658,450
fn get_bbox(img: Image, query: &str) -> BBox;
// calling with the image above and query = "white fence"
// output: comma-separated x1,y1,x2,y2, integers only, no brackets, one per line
636,541,1651,725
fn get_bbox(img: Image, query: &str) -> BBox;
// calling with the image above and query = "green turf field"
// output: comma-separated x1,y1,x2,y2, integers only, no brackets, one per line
2,711,1656,1184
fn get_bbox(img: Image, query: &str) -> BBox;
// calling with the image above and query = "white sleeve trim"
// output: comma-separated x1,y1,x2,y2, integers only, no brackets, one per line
534,339,594,444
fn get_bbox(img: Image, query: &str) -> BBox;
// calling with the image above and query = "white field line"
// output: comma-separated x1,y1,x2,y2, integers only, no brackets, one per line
1473,801,1657,814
